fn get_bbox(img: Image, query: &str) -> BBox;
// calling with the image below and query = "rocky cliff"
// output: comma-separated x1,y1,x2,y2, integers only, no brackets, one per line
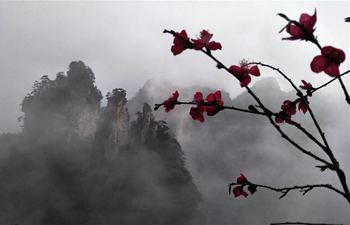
0,61,201,225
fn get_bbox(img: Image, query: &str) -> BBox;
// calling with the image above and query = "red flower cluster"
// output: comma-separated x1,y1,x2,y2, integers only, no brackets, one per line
231,174,257,198
192,30,222,51
282,9,317,41
205,91,224,116
190,90,224,122
171,30,190,55
275,111,292,124
281,100,297,116
300,80,315,96
275,98,309,123
229,62,260,87
171,29,222,56
163,90,179,112
297,99,308,114
310,46,346,77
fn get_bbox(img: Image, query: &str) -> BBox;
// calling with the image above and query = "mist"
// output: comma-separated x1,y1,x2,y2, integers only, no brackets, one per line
0,1,349,225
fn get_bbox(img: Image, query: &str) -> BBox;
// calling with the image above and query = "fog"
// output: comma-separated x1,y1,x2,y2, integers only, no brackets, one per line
0,1,349,224
0,1,348,133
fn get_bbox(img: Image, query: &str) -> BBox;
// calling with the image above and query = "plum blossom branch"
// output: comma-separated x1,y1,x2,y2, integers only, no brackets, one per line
248,62,350,200
156,98,332,165
154,101,266,115
249,62,331,150
277,12,321,50
162,25,350,205
162,29,333,168
251,60,350,202
242,85,333,168
278,12,350,106
229,181,345,200
270,222,343,225
228,174,345,200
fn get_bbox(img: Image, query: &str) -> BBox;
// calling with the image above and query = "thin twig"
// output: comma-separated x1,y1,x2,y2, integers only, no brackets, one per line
271,222,343,225
337,76,350,105
309,70,350,95
228,182,345,199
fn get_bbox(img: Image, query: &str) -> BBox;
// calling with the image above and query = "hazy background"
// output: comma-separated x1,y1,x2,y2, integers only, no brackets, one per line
0,1,348,133
0,1,349,224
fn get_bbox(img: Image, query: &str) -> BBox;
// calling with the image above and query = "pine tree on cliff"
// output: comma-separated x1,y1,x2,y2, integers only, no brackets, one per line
21,61,102,145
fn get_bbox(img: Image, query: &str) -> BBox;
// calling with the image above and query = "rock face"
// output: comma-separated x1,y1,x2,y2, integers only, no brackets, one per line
77,105,99,139
108,90,130,148
21,61,102,147
0,61,201,225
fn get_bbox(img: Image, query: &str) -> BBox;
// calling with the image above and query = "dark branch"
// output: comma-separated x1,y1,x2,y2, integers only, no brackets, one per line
229,181,345,199
337,76,350,105
248,62,330,153
271,222,343,225
308,70,350,95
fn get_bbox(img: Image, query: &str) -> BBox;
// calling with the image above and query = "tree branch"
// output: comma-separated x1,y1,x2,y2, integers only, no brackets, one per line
337,76,350,105
271,222,343,225
229,182,345,199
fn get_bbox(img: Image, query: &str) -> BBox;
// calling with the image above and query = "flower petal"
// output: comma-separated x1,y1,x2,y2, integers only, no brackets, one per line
232,186,248,198
310,55,326,73
288,24,304,37
199,30,213,44
171,45,185,55
214,90,222,101
207,41,222,50
298,101,308,114
249,66,260,76
194,92,203,104
173,90,179,98
190,106,205,122
324,64,340,77
206,93,215,103
237,174,247,184
192,39,205,50
299,9,317,32
229,65,242,78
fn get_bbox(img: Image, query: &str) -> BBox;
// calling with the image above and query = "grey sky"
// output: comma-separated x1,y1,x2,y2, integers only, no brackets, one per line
0,1,349,133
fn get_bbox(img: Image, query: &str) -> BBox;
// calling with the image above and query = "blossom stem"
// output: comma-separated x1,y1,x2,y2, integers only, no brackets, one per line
270,222,343,225
337,76,350,105
229,182,345,199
